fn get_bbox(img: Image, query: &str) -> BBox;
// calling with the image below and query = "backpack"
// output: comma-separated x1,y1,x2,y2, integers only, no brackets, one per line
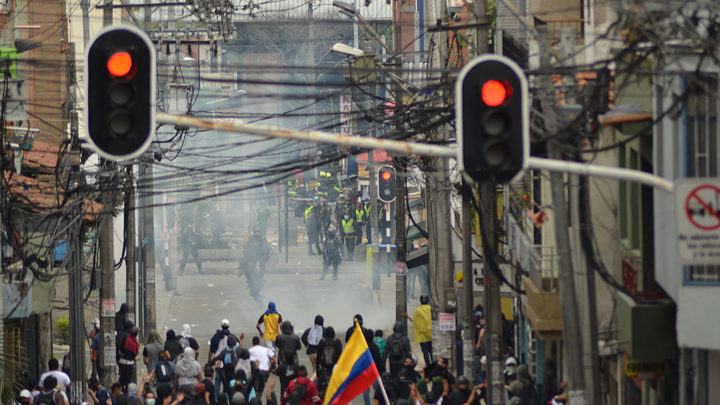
156,361,173,382
36,390,57,405
322,343,335,367
222,346,236,366
289,379,308,405
389,336,404,362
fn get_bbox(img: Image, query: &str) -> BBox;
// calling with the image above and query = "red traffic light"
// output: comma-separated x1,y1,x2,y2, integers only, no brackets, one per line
107,51,133,77
381,171,392,181
481,80,509,107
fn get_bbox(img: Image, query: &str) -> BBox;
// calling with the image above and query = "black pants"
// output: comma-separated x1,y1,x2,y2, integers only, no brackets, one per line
322,257,341,279
118,363,135,388
344,236,355,260
420,341,433,366
178,249,203,275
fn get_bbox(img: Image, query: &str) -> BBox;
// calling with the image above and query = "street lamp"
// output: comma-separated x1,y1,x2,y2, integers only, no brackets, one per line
331,43,365,57
332,0,393,55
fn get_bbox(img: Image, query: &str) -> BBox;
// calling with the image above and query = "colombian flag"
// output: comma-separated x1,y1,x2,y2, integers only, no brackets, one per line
323,323,380,405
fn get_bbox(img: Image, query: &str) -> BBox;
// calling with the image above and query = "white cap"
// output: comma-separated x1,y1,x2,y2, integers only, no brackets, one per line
505,357,517,366
480,355,487,364
221,319,230,327
19,390,31,399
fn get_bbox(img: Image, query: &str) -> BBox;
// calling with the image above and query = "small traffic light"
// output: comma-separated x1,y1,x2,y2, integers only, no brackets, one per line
456,55,528,183
378,166,396,202
85,25,156,161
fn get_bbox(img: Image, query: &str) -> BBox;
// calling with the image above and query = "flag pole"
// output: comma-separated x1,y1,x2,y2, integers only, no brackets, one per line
376,376,391,405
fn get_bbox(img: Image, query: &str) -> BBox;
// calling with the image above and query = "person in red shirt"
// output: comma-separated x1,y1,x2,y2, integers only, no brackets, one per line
118,326,140,389
280,365,321,405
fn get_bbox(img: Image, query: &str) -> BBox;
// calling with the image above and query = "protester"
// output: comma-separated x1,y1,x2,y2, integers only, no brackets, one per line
175,347,202,394
300,315,325,375
144,330,165,374
39,359,71,393
256,302,283,349
402,295,433,366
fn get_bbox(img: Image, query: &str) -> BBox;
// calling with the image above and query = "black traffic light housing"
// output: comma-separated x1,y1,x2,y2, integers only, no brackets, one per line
456,55,528,183
85,25,156,161
378,165,396,202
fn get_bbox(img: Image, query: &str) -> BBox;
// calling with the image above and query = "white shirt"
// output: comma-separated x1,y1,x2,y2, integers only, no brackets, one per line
248,344,275,371
39,370,71,391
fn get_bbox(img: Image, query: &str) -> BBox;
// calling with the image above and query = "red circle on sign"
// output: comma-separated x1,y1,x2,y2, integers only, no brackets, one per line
684,184,720,231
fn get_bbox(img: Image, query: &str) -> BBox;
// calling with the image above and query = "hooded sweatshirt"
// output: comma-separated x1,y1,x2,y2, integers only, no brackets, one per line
175,347,201,386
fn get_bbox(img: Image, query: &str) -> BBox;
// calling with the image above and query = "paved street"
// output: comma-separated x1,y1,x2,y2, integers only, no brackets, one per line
153,243,398,366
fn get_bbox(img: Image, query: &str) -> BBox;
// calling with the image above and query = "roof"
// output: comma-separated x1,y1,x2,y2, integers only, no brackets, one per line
23,141,61,174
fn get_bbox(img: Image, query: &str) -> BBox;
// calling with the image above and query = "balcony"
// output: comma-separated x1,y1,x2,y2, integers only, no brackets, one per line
506,199,562,339
505,201,557,290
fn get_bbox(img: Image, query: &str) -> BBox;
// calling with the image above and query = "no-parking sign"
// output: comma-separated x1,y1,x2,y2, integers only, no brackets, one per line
675,179,720,264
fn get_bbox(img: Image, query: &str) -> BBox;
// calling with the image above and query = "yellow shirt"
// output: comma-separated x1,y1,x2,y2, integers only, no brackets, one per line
412,304,432,343
261,313,282,341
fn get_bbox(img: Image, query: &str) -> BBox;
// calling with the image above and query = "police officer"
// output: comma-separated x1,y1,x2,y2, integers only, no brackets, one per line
240,228,270,301
321,227,343,280
341,211,356,261
178,225,203,276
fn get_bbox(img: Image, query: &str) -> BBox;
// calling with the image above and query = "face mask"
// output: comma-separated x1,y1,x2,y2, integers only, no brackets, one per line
344,216,349,220
146,398,156,405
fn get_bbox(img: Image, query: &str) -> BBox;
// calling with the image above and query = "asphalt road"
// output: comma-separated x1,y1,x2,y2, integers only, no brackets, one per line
154,244,398,367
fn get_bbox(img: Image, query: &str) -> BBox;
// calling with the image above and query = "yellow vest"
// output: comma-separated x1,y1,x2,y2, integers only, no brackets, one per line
342,218,355,234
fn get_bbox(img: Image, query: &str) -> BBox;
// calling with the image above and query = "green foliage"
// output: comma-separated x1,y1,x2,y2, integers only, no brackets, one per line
55,316,70,345
487,0,496,32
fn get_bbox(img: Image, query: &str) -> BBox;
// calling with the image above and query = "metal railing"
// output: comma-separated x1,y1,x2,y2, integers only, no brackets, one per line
505,208,557,290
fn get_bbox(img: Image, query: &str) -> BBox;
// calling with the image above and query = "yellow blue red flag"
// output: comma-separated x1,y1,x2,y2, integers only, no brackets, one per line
323,323,379,405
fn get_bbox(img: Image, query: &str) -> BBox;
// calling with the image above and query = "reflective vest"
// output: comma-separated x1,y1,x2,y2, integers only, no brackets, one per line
364,204,371,218
355,209,365,222
342,218,355,234
304,205,314,221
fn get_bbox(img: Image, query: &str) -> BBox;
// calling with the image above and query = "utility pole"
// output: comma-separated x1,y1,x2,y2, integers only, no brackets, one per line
144,0,151,31
481,184,503,405
424,0,455,366
68,110,86,405
394,156,407,329
125,167,136,330
461,181,474,382
285,185,289,263
538,24,588,405
99,4,115,388
99,161,116,388
462,0,489,382
140,161,156,334
369,150,379,290
391,0,407,330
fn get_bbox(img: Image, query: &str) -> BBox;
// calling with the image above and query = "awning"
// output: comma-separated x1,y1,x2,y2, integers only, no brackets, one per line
407,220,426,241
407,246,428,269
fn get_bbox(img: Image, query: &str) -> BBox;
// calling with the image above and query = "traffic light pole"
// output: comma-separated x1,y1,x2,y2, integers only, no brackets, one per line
99,160,116,388
394,157,407,330
68,111,86,405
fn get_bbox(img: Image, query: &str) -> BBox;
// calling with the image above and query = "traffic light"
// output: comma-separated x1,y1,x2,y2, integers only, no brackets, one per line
378,165,396,202
85,25,156,161
456,55,528,183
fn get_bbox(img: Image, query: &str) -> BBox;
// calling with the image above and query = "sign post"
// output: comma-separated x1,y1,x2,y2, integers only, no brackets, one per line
675,179,720,264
